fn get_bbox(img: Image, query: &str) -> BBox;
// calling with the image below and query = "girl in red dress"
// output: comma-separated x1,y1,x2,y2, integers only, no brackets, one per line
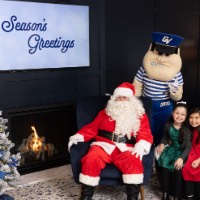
182,107,200,200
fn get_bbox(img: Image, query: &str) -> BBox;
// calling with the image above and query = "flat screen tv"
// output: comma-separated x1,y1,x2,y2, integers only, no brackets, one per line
0,0,90,70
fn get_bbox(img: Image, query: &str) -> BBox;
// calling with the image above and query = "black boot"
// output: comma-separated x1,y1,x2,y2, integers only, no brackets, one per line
162,193,169,200
125,184,139,200
79,184,95,200
173,197,182,200
186,197,194,200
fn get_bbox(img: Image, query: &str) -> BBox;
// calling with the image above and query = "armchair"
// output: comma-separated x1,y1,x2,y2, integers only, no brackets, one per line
70,96,154,200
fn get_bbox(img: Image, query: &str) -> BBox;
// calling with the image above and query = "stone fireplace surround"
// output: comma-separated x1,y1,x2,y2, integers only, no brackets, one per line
5,102,75,175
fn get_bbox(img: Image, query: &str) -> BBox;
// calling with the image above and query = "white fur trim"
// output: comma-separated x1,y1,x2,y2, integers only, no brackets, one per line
75,133,84,141
91,142,115,155
79,173,100,186
123,173,143,184
135,140,151,155
113,87,133,97
115,143,132,152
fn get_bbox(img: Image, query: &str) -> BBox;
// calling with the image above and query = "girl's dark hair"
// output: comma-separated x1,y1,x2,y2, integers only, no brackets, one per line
168,102,188,143
188,107,200,144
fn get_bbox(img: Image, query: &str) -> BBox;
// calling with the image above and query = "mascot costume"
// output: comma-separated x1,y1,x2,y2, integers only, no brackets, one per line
133,32,184,146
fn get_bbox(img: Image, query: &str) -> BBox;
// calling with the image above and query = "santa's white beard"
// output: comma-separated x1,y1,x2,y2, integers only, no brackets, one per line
105,96,144,138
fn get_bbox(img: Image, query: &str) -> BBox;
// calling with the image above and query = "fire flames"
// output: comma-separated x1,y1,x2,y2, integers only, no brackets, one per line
17,126,57,162
30,126,43,152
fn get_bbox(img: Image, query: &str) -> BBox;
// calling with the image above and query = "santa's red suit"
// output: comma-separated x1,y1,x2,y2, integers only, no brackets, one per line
76,108,153,186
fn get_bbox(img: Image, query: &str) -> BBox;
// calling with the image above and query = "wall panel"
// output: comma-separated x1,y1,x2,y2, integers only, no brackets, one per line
77,76,101,96
106,4,155,90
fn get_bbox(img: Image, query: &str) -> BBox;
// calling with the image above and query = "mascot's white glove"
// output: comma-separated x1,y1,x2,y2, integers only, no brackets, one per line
68,134,84,152
131,144,144,161
168,78,178,94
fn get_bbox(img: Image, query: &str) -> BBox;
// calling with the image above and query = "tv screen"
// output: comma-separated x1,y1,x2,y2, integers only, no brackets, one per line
0,0,90,70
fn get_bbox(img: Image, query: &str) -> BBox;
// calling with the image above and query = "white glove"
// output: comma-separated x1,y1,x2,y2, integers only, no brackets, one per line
168,78,178,94
68,134,84,152
131,145,144,161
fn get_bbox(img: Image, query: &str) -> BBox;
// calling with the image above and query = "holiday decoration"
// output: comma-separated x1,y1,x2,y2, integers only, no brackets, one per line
0,111,21,199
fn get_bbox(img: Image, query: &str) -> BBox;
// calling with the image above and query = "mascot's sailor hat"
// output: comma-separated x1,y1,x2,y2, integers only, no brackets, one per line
151,32,184,54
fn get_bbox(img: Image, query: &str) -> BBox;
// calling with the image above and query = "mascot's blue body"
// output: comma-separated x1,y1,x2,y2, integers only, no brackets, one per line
133,32,184,146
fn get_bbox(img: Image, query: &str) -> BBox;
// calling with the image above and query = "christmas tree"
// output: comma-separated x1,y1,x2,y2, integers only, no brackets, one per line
0,111,21,199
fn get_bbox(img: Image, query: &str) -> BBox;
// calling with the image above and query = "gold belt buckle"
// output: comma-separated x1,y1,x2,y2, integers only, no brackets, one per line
112,132,119,142
116,135,119,142
111,132,114,141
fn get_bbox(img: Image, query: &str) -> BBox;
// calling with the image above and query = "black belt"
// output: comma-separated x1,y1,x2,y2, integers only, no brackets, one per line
98,130,135,144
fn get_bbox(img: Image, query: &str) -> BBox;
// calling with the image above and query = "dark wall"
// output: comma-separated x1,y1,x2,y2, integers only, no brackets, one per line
105,0,200,108
1,0,200,113
0,0,106,111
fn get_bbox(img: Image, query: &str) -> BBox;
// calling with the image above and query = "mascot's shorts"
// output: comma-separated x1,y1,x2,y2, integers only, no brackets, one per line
151,99,173,146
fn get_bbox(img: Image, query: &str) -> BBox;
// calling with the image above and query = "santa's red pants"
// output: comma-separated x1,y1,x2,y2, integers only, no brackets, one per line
79,145,144,186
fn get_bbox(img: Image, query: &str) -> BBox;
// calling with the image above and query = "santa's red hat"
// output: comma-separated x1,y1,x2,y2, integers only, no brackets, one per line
113,82,135,98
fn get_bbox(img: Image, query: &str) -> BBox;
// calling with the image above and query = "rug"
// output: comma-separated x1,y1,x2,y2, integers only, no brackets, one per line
3,165,162,200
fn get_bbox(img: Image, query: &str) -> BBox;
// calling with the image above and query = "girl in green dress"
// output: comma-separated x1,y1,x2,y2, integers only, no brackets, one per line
156,102,192,200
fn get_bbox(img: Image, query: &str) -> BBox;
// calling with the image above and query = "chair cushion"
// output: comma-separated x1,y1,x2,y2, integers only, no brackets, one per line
100,164,122,179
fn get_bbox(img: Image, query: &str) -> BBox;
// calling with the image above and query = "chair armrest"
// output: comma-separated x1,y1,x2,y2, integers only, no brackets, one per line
70,141,92,183
142,146,154,185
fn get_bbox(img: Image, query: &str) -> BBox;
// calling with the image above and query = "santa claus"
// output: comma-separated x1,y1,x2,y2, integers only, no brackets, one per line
68,82,153,200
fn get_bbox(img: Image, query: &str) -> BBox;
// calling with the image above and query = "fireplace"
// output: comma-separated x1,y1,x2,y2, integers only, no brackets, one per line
5,102,75,174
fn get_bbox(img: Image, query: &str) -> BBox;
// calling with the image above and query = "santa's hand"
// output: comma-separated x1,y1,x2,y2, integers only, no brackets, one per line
168,79,178,94
68,134,84,152
131,145,144,161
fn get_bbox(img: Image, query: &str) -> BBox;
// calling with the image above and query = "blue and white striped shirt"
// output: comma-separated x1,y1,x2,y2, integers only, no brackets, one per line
135,66,183,101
